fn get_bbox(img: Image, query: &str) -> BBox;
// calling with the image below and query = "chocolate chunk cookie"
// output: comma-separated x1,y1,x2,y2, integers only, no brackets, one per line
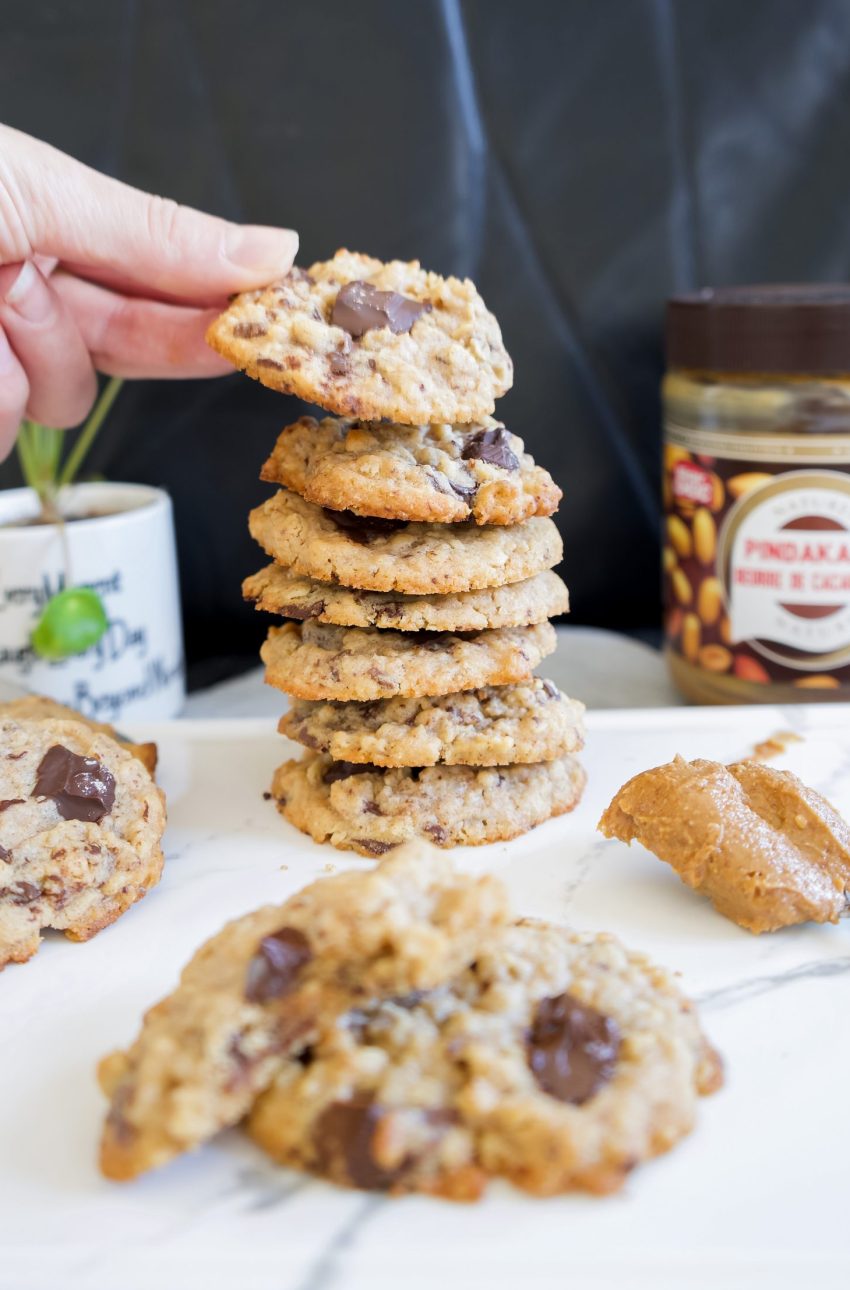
270,752,586,854
243,565,568,632
249,491,562,595
0,718,165,967
260,416,561,526
261,620,556,702
0,694,157,777
97,845,509,1179
280,680,585,767
248,920,722,1197
206,249,513,425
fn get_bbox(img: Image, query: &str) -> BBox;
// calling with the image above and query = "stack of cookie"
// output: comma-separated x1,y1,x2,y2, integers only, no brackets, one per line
207,250,586,855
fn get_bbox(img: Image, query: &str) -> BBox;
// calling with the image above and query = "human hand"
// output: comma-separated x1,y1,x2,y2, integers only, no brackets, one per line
0,124,299,456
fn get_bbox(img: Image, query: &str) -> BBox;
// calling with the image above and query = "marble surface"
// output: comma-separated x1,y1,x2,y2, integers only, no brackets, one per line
2,704,850,1290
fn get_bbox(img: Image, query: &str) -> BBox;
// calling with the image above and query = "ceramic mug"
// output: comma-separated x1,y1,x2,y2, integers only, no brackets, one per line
0,482,185,721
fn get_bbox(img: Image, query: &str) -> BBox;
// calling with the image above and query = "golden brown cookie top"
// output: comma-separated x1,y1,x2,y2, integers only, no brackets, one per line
206,249,513,424
599,755,850,933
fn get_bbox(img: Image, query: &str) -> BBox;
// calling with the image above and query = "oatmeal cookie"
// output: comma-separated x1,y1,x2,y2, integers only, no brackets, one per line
0,718,165,967
98,845,509,1180
270,752,586,855
206,249,512,425
249,491,562,595
0,694,157,776
599,755,850,933
248,919,721,1197
260,416,560,526
280,680,585,768
243,565,568,632
261,620,556,702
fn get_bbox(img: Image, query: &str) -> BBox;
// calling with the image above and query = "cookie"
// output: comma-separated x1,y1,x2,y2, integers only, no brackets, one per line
270,752,586,854
279,680,585,768
97,844,509,1180
248,920,722,1198
243,565,568,632
249,491,562,595
599,755,850,933
261,620,556,702
0,718,165,968
0,694,157,777
260,416,561,526
206,249,513,425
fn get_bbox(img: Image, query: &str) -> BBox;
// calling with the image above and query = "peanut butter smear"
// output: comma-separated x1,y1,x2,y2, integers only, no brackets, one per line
598,756,850,934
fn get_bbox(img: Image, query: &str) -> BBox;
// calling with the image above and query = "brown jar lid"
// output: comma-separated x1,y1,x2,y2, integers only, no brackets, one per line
667,284,850,374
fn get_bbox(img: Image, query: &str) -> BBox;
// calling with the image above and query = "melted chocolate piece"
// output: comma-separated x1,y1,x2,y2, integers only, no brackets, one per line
322,761,379,785
245,927,312,1003
9,880,40,905
527,993,620,1105
313,1097,403,1190
256,356,283,369
425,823,447,845
542,680,560,699
0,799,23,812
356,839,394,856
232,321,267,338
331,281,431,339
34,746,116,824
329,351,350,377
282,600,327,621
322,508,409,544
461,426,520,472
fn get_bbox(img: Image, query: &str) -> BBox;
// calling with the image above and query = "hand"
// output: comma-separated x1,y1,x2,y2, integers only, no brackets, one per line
0,124,299,455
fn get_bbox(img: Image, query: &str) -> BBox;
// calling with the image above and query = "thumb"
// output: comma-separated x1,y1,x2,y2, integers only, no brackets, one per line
0,125,298,302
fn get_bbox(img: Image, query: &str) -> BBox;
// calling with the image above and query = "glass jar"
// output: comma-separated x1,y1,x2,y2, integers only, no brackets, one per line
663,285,850,704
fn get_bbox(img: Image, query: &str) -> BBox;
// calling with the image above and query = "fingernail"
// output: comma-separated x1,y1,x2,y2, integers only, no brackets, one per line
224,225,299,279
1,260,52,323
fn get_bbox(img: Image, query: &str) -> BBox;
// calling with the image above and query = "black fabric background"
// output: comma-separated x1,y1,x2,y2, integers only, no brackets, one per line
2,0,850,687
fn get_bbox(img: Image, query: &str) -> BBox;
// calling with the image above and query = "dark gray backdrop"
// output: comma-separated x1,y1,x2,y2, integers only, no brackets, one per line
2,0,849,686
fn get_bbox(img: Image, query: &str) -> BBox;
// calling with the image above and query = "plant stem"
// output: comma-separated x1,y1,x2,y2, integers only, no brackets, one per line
57,376,123,489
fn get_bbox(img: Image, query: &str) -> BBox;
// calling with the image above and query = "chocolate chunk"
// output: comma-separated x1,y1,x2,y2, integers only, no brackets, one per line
245,927,312,1003
356,839,395,856
34,745,116,824
461,426,520,472
426,468,477,504
527,993,620,1104
329,351,350,377
256,357,283,369
9,880,40,905
331,281,431,339
232,321,267,339
363,801,383,816
262,791,272,801
313,1097,403,1190
322,761,377,785
282,600,327,621
425,823,447,845
0,845,10,863
0,799,23,812
542,680,560,700
322,508,408,544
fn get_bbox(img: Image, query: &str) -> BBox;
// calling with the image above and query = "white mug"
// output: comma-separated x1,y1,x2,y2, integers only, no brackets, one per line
0,482,185,722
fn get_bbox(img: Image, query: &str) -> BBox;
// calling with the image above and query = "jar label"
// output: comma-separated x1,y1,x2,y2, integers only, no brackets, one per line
663,423,850,688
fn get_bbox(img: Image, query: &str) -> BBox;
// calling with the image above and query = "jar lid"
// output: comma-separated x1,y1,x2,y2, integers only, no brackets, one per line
667,284,850,373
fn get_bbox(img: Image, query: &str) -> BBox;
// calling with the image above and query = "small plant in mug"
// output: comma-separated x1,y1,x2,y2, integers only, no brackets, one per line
16,378,123,660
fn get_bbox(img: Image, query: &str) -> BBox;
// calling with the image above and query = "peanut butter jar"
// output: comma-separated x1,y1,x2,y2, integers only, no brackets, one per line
663,285,850,704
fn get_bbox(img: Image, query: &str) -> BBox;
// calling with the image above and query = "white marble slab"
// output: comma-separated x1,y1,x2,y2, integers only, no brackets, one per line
2,705,849,1290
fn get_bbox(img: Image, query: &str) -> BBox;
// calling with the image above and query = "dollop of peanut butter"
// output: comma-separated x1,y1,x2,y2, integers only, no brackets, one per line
598,756,850,934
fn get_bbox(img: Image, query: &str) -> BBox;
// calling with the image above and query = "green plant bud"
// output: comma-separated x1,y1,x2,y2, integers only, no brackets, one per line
31,587,109,661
